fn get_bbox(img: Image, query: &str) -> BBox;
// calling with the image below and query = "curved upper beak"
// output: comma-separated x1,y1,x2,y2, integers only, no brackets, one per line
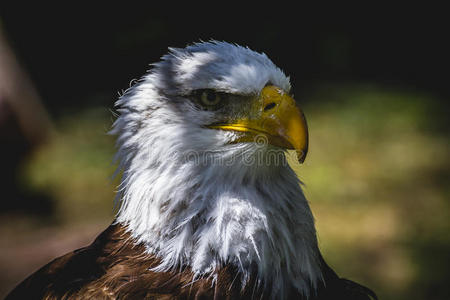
209,85,309,163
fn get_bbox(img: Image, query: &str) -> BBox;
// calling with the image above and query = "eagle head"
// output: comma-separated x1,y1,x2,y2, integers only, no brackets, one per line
112,41,321,297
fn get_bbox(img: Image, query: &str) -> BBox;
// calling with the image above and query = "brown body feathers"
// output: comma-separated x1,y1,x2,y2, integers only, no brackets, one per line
6,224,376,300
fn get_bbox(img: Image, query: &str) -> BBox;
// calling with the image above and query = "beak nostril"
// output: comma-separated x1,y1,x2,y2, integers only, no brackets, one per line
264,102,277,112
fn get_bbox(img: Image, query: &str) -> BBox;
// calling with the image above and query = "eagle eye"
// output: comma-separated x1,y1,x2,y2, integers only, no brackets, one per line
200,90,221,106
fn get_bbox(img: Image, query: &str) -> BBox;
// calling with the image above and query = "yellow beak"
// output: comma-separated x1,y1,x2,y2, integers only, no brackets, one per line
209,85,309,163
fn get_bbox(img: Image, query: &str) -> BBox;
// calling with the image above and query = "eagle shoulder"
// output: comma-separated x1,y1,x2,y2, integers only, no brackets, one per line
5,225,247,299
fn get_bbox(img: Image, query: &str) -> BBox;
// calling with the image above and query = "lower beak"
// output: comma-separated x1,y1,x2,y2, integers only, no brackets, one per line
209,85,309,163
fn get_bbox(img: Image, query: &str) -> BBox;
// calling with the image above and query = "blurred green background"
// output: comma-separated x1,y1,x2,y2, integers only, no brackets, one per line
0,6,449,299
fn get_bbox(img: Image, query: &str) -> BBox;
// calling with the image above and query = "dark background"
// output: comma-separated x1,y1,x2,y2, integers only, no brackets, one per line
0,5,449,300
2,6,449,114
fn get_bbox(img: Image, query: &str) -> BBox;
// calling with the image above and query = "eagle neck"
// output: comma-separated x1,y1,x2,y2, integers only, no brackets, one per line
116,146,323,296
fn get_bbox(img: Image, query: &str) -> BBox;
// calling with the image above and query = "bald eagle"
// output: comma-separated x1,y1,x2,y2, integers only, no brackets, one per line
6,42,377,300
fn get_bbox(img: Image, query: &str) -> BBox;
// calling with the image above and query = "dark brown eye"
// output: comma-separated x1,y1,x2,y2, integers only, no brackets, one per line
200,90,221,106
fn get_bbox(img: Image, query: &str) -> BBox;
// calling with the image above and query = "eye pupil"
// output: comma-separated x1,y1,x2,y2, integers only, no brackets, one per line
206,91,216,102
200,90,221,106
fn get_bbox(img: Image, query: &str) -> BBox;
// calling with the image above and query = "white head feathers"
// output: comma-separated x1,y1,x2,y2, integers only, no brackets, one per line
111,41,322,298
